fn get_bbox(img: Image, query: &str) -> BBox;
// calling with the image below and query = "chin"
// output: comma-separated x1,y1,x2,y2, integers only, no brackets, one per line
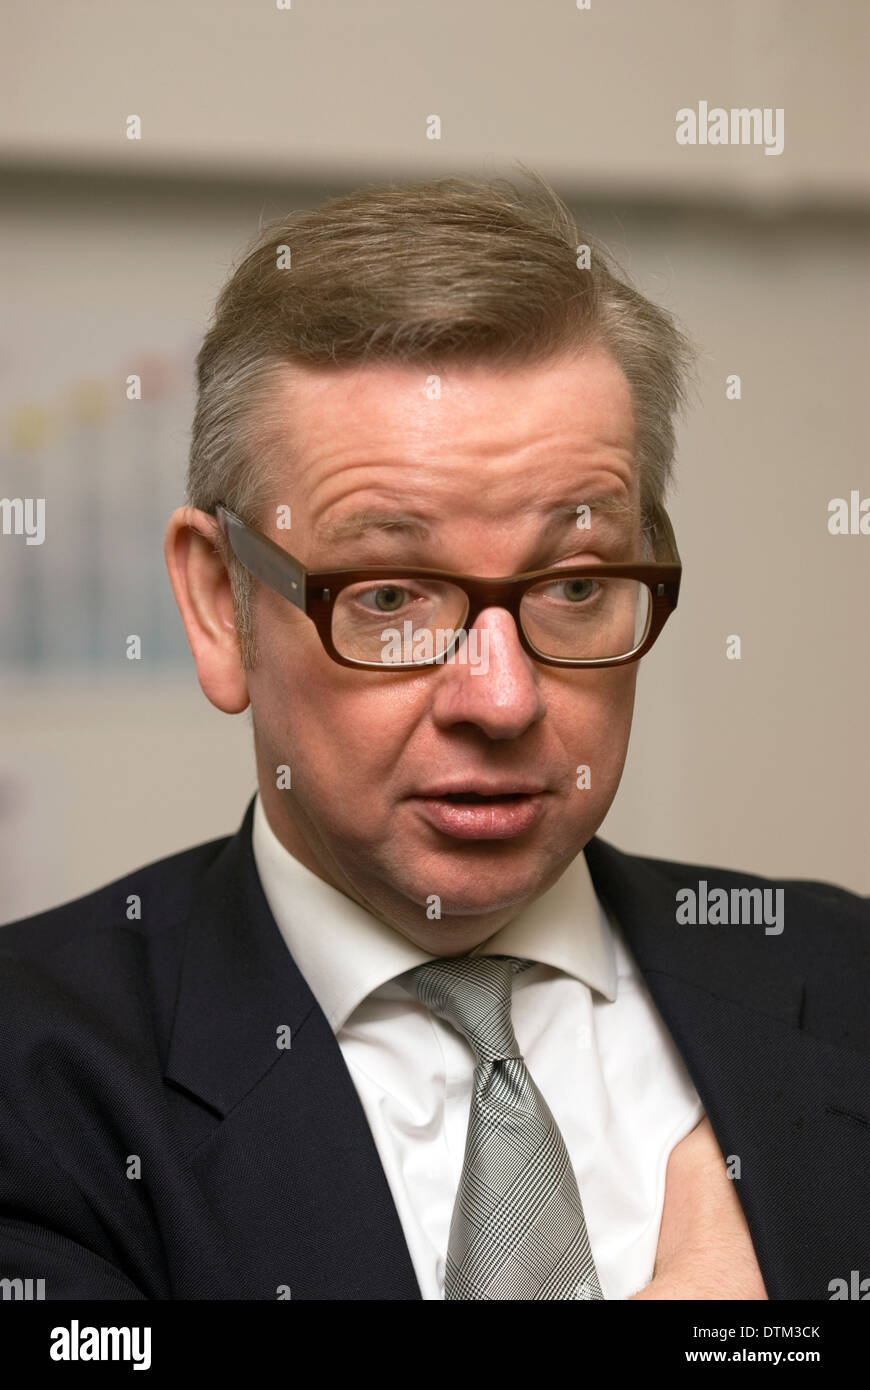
397,845,568,919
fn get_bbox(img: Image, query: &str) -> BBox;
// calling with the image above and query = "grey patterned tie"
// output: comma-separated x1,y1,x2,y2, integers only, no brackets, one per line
410,953,604,1300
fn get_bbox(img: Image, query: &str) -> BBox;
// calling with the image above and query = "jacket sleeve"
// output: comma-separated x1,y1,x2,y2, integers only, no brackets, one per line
0,1217,147,1299
0,950,157,1300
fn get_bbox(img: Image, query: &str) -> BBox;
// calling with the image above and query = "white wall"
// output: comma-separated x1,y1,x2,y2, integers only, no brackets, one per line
2,0,868,205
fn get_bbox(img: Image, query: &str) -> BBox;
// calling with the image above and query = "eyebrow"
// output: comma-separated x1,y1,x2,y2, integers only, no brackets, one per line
314,510,432,544
544,494,637,528
314,493,636,545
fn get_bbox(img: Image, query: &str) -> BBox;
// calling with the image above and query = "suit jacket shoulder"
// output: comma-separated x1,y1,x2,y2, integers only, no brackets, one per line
583,837,869,1053
0,831,236,1299
0,806,421,1300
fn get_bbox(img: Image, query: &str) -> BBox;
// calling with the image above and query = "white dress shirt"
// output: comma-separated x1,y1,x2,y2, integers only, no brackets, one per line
251,794,704,1300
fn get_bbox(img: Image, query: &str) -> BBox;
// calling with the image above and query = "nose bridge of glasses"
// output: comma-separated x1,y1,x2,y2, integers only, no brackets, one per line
461,573,530,627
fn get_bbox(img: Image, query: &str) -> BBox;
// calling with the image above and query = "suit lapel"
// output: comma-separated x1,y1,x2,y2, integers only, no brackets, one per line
165,797,421,1300
585,836,870,1299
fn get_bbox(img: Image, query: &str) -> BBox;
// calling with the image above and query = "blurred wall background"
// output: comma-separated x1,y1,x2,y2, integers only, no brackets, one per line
1,0,868,923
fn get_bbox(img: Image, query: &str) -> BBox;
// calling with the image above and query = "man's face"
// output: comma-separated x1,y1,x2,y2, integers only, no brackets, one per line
245,349,642,951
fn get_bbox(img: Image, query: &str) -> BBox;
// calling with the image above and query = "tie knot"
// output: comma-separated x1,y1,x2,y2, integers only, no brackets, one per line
410,954,531,1064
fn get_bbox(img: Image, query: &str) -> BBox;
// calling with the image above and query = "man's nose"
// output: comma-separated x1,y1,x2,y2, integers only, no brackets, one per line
428,607,547,739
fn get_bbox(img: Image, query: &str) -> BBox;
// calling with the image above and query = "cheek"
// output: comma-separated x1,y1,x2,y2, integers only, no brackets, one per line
554,666,637,783
250,631,430,798
599,665,638,734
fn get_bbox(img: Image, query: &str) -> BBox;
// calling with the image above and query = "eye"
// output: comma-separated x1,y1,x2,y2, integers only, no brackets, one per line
358,584,410,613
545,577,600,603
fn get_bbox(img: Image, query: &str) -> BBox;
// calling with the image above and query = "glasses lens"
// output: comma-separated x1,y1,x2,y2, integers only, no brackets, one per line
520,576,651,660
332,579,470,665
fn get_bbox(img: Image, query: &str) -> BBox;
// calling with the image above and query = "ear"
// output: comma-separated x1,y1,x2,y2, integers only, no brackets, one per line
164,506,250,714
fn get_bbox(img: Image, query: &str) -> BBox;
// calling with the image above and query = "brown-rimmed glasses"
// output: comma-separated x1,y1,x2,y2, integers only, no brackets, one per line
212,503,681,670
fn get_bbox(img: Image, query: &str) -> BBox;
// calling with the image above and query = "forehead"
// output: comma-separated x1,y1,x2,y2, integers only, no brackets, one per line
262,349,638,532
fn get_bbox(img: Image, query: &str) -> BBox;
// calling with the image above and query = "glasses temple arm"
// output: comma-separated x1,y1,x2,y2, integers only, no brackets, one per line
215,506,307,611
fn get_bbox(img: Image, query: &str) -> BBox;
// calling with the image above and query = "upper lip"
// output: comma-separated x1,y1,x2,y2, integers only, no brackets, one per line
416,782,547,798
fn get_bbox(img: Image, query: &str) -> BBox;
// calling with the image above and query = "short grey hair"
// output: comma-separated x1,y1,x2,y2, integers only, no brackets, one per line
187,171,697,667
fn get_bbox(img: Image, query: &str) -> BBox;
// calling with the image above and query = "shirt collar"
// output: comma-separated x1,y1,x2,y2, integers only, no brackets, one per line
252,793,617,1032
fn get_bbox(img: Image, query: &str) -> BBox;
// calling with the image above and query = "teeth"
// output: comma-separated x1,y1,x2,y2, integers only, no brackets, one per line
447,792,516,802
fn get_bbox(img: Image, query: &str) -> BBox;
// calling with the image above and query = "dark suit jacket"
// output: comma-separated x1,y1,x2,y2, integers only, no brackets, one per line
0,796,867,1300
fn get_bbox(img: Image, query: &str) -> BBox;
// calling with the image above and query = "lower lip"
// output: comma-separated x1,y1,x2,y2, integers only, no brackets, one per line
413,794,548,840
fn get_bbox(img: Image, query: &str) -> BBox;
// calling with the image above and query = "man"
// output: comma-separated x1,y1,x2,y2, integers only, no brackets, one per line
0,176,866,1301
